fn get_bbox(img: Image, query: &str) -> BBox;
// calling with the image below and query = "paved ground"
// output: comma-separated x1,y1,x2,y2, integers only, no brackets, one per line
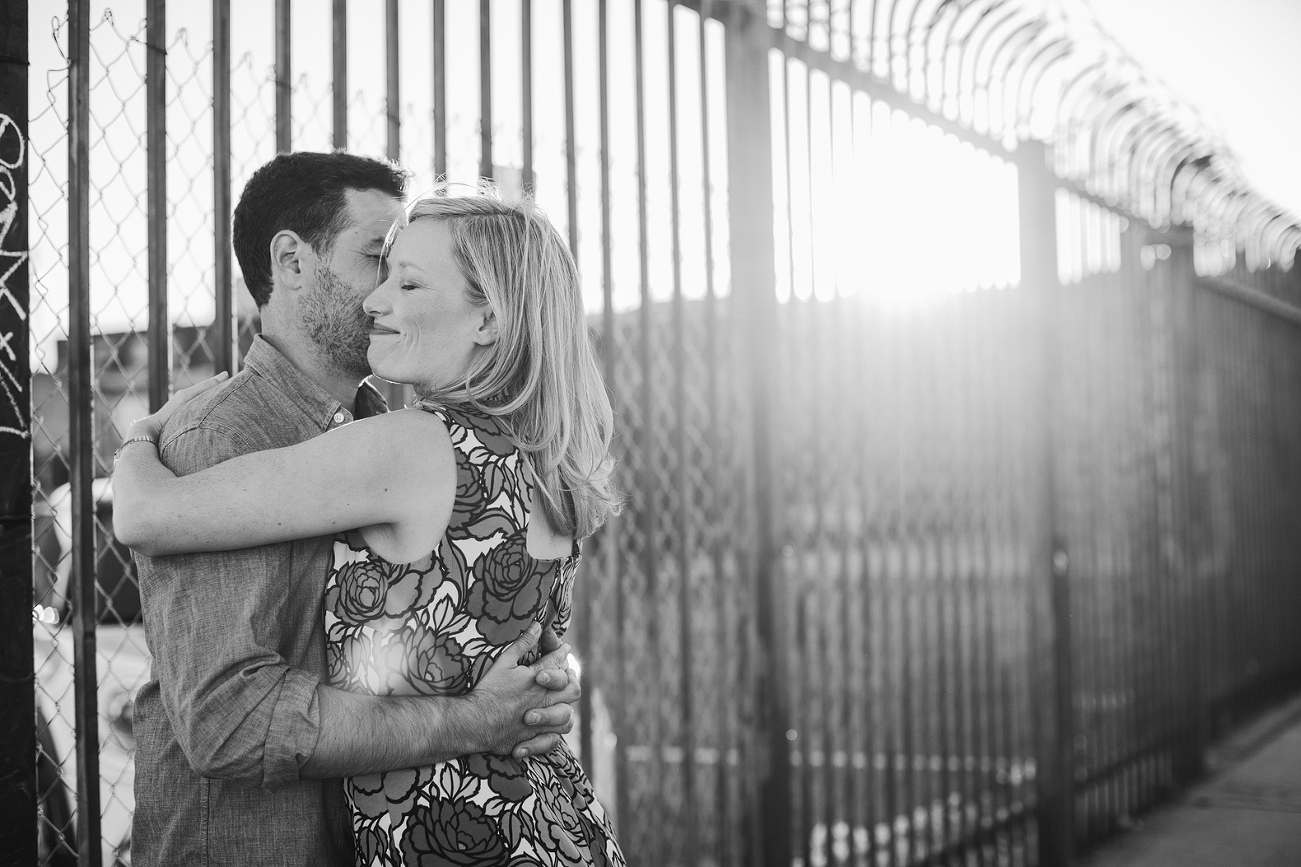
1080,695,1301,867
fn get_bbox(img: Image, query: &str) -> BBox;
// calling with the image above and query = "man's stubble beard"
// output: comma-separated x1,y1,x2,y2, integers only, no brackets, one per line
300,259,373,381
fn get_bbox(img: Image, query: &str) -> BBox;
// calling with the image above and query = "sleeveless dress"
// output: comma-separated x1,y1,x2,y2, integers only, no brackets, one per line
322,402,625,867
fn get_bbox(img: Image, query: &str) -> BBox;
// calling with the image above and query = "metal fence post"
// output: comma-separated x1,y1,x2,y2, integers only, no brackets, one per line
723,7,790,867
386,0,400,163
332,0,348,150
1153,231,1206,787
382,0,406,409
0,2,35,862
213,0,235,374
1017,140,1074,867
68,0,104,862
147,0,169,410
275,0,291,153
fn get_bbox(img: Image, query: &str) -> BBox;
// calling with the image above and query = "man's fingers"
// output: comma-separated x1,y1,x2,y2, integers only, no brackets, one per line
524,703,573,729
513,733,563,759
534,654,578,691
500,622,542,666
538,676,581,708
539,626,562,654
535,668,568,690
534,642,571,674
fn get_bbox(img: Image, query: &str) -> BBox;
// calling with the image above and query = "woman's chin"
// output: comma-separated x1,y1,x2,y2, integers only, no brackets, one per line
367,361,416,387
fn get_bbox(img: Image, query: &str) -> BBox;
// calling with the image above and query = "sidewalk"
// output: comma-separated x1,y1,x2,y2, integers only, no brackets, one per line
1080,695,1301,867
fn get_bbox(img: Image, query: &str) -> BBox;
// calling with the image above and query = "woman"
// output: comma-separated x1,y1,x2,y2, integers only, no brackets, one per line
113,194,625,867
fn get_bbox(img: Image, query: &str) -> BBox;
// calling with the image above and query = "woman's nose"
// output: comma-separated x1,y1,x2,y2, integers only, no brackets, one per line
362,279,390,316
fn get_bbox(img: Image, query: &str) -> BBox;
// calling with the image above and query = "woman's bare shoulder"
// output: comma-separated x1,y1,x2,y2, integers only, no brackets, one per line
349,407,457,477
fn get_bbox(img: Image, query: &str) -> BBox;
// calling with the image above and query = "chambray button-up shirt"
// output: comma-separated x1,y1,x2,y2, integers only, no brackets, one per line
132,336,385,867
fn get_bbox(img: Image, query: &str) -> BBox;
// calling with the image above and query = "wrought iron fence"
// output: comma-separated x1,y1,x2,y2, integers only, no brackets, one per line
5,2,1301,867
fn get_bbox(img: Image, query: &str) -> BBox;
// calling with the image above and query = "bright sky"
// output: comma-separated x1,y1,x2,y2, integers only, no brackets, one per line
1083,0,1301,222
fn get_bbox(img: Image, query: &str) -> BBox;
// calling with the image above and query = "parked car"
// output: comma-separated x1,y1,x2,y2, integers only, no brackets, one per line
34,477,151,866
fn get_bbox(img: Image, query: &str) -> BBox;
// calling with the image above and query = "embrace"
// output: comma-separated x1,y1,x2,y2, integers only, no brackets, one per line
112,151,626,867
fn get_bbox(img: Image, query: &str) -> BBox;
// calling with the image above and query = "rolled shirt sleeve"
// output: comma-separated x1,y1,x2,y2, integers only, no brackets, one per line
137,423,326,788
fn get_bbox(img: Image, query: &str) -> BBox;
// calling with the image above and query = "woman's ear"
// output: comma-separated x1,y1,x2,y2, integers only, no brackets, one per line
270,230,308,291
472,307,499,347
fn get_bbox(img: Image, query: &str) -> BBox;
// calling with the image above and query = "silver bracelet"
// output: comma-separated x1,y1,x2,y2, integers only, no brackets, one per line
113,435,158,465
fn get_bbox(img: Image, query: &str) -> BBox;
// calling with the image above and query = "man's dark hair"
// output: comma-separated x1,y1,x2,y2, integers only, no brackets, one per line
233,151,408,307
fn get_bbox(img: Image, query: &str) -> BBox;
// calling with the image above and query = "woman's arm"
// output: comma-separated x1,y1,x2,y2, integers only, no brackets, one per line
112,406,455,557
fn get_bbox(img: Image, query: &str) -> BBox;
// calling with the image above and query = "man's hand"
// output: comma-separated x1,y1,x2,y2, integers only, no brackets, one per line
465,623,581,759
514,626,580,758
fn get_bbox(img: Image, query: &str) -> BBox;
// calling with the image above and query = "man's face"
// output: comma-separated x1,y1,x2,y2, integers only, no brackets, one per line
299,188,405,379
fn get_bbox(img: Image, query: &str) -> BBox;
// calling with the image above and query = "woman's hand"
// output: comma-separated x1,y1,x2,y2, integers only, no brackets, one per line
125,371,229,442
464,623,581,759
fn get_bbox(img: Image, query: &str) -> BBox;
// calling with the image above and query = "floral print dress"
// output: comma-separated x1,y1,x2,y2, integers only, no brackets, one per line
323,403,625,867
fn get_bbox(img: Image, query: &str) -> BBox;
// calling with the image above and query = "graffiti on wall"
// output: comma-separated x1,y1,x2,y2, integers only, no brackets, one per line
0,111,27,440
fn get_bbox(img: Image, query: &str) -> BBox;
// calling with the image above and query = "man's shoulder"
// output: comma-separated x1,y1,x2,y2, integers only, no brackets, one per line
162,371,257,435
159,370,284,469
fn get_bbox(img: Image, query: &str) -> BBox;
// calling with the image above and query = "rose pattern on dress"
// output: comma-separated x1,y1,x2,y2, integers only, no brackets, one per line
447,449,489,539
399,799,508,867
329,559,391,626
324,404,623,867
467,534,559,645
462,753,532,804
383,621,474,696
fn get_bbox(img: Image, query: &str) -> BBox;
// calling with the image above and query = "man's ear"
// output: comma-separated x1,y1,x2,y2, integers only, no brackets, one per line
472,307,499,347
270,230,308,291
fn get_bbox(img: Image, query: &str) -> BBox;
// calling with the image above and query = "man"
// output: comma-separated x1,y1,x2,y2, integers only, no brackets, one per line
132,152,578,866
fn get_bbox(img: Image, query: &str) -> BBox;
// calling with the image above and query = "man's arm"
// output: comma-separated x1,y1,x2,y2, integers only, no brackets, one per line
138,423,575,788
302,623,578,777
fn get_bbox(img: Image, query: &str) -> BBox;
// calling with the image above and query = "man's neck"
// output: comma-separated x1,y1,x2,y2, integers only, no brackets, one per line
258,331,363,412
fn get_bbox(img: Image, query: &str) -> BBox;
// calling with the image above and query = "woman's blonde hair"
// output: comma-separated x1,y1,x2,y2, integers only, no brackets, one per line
400,192,620,539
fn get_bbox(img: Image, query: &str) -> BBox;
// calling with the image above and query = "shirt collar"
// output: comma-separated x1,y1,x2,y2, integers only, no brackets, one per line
354,380,389,420
242,336,385,431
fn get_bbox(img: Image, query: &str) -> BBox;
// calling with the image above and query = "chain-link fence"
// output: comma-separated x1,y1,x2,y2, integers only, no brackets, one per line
13,2,1301,866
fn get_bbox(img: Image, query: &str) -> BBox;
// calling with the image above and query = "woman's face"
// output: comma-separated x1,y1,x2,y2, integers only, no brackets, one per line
363,219,495,389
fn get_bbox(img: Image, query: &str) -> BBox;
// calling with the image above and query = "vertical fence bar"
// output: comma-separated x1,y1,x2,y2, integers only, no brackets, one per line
595,0,625,834
521,0,533,191
68,1,103,863
777,39,809,867
1018,142,1072,867
664,2,698,861
1167,237,1206,787
631,3,665,861
723,6,789,866
479,0,492,180
386,0,400,162
1170,241,1209,785
805,68,831,867
898,321,917,866
559,0,588,779
275,0,291,153
432,0,447,180
1146,235,1180,798
696,7,733,863
333,0,348,150
562,0,577,254
0,2,34,860
147,0,169,411
383,0,405,408
212,0,234,374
